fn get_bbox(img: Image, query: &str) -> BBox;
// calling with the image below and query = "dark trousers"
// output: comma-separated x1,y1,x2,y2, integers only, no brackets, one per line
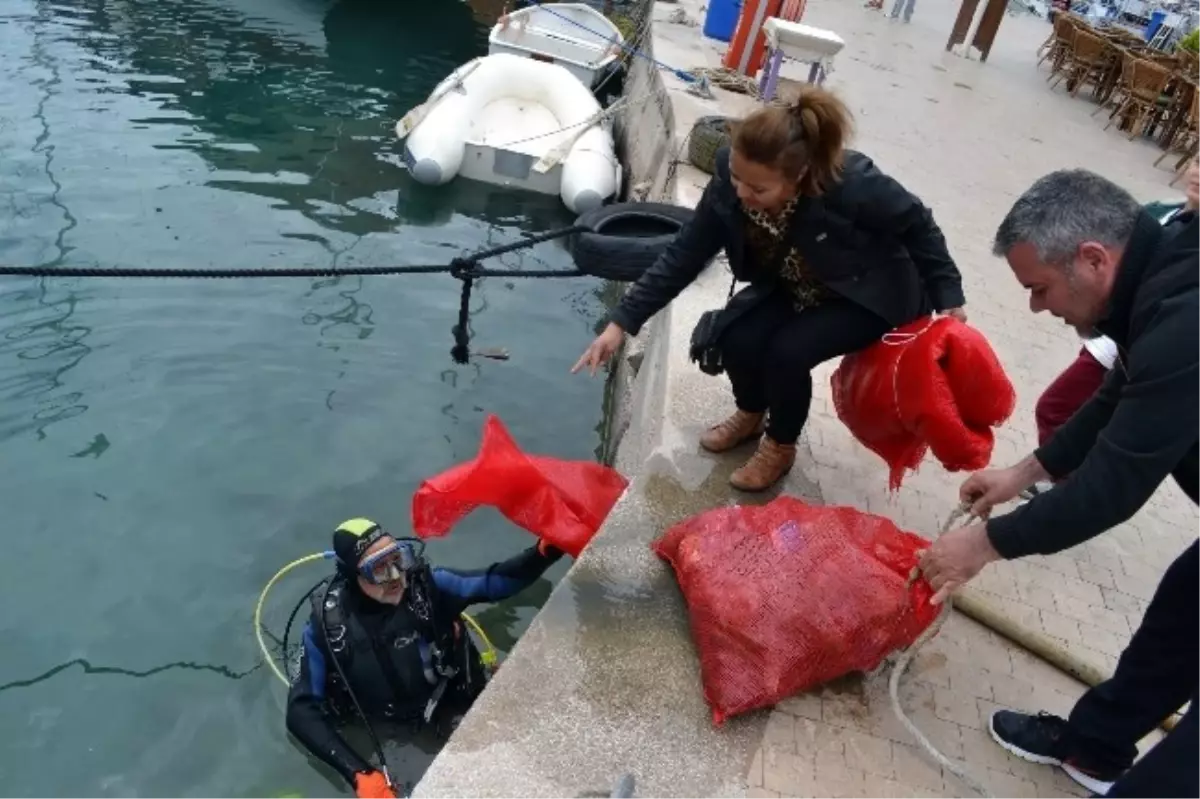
719,293,891,445
1035,347,1107,447
1068,541,1199,797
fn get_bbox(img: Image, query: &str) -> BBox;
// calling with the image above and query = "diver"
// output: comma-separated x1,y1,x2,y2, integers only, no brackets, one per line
285,518,562,798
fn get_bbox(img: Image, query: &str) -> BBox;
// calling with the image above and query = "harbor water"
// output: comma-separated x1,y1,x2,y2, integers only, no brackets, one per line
0,0,612,794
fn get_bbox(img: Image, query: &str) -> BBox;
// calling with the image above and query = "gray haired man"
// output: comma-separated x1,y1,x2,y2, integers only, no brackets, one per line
918,170,1197,797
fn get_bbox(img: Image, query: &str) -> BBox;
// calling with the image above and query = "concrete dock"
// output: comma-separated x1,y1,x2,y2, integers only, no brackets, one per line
414,0,1197,794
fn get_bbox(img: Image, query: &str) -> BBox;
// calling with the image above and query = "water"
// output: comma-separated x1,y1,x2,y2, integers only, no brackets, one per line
0,0,612,794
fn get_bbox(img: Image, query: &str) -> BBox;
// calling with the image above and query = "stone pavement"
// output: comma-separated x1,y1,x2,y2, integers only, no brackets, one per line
413,0,1196,794
670,0,1200,795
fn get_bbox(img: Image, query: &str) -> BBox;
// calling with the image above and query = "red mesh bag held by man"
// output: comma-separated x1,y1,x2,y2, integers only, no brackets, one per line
653,497,938,726
412,415,628,557
831,316,1016,490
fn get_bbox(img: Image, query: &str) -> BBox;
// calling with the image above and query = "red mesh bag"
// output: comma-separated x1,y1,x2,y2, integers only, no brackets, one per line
831,316,1016,490
411,415,628,557
652,496,938,726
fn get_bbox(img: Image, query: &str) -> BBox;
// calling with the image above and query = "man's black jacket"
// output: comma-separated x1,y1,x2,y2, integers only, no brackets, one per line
988,212,1199,557
608,146,965,336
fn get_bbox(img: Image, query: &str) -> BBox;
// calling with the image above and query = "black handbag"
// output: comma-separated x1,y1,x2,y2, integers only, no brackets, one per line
688,280,780,375
688,213,800,376
689,278,739,376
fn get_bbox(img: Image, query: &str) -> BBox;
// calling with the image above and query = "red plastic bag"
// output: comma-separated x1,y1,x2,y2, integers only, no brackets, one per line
411,415,628,557
831,316,1016,490
652,496,938,726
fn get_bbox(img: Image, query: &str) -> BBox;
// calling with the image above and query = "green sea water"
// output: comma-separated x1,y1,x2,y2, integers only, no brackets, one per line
0,0,610,794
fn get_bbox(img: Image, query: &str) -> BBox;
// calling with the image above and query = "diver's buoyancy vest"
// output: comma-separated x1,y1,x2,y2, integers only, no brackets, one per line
313,578,484,723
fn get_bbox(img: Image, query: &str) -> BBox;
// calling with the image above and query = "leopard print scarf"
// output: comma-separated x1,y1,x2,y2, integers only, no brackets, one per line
744,197,828,310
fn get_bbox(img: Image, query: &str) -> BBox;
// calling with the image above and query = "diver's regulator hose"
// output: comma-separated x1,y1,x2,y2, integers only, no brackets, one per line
255,552,334,686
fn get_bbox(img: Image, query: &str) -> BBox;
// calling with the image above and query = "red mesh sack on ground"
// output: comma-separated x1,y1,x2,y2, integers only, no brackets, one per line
411,415,628,557
831,316,1016,490
652,496,938,726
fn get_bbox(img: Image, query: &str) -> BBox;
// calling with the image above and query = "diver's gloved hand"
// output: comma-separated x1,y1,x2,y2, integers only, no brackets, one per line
354,771,396,799
536,539,565,560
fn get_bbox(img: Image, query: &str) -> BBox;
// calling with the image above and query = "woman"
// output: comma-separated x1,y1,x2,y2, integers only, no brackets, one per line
573,87,966,491
1027,155,1198,496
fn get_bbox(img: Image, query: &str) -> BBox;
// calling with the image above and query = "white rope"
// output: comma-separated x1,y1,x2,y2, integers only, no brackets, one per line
876,316,939,470
878,316,937,347
888,502,991,798
488,91,659,150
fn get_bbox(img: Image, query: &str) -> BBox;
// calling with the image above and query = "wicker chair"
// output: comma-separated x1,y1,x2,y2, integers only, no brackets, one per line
1105,58,1173,140
1155,87,1199,182
1052,30,1113,98
1177,50,1200,79
1093,50,1136,117
1041,14,1077,74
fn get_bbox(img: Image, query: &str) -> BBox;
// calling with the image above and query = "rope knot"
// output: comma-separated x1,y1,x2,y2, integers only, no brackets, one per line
449,257,481,282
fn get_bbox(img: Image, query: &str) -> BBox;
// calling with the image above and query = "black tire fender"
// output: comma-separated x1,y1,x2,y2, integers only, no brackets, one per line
570,202,695,282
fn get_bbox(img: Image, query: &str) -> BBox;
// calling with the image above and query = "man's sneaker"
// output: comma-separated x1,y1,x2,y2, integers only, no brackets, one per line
989,710,1071,765
988,710,1124,795
1061,758,1121,796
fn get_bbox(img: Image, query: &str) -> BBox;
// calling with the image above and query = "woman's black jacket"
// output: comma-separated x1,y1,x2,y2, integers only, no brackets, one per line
608,146,965,336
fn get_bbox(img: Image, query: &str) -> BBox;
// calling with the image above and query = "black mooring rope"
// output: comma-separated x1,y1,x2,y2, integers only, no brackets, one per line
0,224,589,280
1,224,591,363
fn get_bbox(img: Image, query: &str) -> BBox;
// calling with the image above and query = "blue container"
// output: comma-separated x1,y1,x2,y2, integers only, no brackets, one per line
704,0,743,43
1144,10,1166,41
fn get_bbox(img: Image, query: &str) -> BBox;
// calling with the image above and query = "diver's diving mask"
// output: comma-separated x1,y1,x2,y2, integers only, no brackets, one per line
358,538,426,585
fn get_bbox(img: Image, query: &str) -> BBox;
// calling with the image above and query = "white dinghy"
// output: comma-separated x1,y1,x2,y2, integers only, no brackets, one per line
487,2,625,90
397,53,620,213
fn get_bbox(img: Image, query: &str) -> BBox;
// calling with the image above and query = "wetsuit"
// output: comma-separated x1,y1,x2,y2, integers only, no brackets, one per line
285,544,561,784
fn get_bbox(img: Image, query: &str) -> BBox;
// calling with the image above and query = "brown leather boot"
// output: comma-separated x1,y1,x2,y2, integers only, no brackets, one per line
699,410,766,453
730,435,796,492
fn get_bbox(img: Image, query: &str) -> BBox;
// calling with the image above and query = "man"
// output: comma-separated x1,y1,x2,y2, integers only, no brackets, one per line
918,169,1197,797
1026,156,1199,496
286,518,562,798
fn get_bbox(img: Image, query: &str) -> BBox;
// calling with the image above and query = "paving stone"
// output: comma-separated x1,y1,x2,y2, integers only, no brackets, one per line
812,762,867,798
1075,560,1117,590
984,766,1040,797
776,691,823,722
892,742,945,793
747,788,781,799
863,773,932,798
840,727,896,779
719,0,1199,794
933,684,986,729
763,712,797,753
748,746,764,788
987,670,1039,711
1077,619,1129,658
1039,608,1082,642
762,743,814,797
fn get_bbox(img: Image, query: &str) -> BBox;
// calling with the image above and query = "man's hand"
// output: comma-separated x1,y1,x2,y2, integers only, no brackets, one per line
942,306,968,323
959,455,1050,517
354,771,396,799
917,522,1001,605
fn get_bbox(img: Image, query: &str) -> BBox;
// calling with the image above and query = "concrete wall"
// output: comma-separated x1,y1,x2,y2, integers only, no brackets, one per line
412,2,792,795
